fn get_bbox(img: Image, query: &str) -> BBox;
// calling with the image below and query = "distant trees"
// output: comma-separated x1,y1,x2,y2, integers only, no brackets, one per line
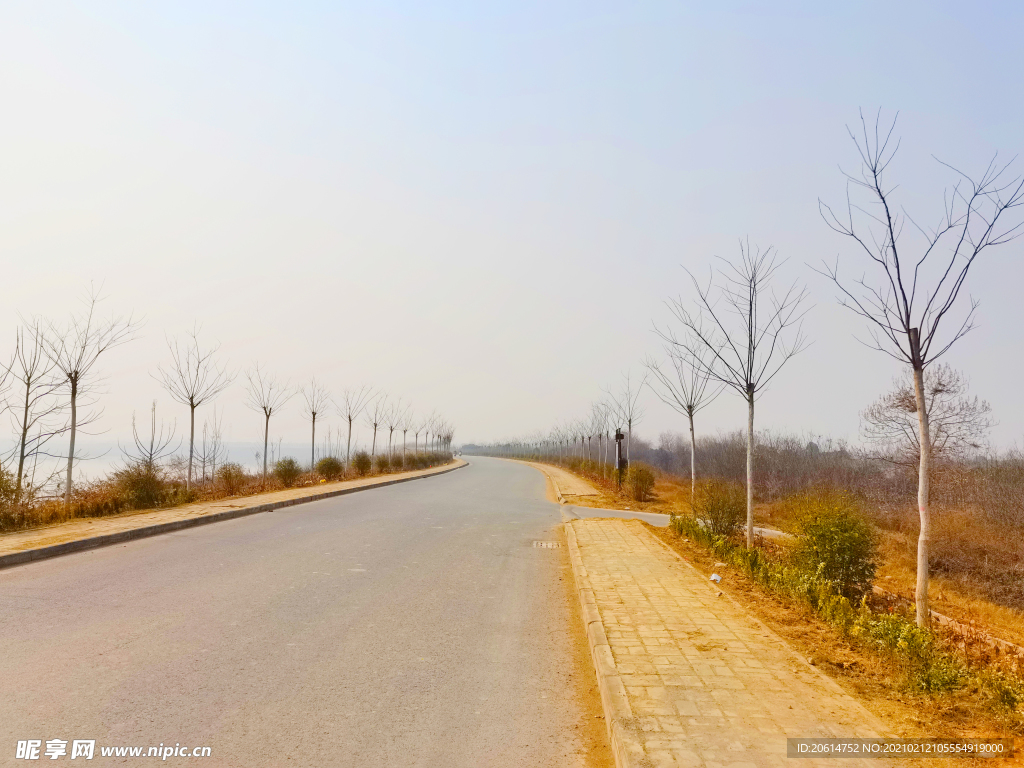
605,372,647,463
243,365,293,482
156,328,233,490
819,110,1024,625
42,291,138,505
338,386,374,470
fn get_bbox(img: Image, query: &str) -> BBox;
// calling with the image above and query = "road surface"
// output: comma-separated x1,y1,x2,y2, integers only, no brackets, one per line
0,458,607,766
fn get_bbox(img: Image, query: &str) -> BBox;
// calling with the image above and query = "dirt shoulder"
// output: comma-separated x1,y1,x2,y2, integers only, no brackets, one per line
0,460,466,559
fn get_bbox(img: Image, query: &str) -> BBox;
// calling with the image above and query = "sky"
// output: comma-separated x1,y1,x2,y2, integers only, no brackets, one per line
1,1,1023,476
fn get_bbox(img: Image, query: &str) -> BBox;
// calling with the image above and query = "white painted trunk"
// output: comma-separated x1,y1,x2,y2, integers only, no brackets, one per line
912,364,932,627
688,410,696,507
746,391,754,548
64,382,78,506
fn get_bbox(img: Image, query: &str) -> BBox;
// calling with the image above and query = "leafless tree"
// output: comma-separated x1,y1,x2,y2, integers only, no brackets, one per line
399,406,413,463
301,378,331,471
645,336,723,503
862,365,993,468
667,241,809,547
365,394,389,456
338,385,374,470
818,110,1024,625
604,372,648,463
43,290,139,505
243,364,293,481
385,398,403,458
4,323,66,500
155,328,233,490
195,407,227,485
120,401,178,471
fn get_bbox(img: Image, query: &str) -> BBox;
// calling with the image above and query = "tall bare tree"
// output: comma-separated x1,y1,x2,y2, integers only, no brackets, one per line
338,386,374,470
365,394,388,456
645,336,722,503
384,397,402,458
4,323,66,500
43,290,138,505
300,378,331,471
156,328,233,490
667,241,809,547
605,372,647,463
818,111,1023,625
120,401,178,471
243,364,293,481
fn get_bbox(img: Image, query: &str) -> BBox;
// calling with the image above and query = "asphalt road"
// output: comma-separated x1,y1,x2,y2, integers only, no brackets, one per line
0,458,600,767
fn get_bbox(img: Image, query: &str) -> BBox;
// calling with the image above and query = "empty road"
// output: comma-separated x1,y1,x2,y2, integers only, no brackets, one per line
1,458,609,766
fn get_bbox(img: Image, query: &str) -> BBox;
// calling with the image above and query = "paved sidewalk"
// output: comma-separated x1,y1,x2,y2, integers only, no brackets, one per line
568,518,887,768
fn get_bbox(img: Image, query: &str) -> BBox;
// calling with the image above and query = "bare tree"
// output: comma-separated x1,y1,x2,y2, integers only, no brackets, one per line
338,386,374,470
667,241,809,547
645,337,722,503
818,110,1024,625
399,406,413,464
43,290,139,505
385,398,402,458
4,323,66,500
604,372,648,463
300,378,331,471
243,364,293,481
365,394,388,456
863,366,993,468
155,328,233,490
195,406,227,485
120,401,178,471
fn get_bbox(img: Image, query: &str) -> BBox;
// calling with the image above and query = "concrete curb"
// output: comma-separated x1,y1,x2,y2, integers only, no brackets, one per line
564,519,646,768
0,461,467,571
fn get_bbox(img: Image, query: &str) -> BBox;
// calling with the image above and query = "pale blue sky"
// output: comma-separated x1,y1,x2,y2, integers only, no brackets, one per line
1,1,1022,467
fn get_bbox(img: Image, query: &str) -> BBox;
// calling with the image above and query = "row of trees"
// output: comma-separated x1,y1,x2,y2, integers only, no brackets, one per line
0,300,456,508
472,111,1024,628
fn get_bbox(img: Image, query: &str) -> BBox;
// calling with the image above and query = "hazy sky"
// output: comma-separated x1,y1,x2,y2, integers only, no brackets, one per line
2,1,1023,472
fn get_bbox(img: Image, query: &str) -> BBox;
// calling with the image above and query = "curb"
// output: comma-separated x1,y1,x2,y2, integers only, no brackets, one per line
564,519,645,768
0,461,467,571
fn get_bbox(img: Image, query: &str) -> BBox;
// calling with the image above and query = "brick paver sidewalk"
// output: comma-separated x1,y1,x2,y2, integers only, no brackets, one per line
570,519,888,768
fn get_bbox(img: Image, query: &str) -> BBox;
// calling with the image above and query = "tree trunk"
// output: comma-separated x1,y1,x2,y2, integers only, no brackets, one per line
746,388,755,548
15,379,30,498
346,418,353,470
626,422,632,463
64,378,78,507
311,413,316,471
188,402,196,491
371,426,377,456
688,409,697,507
912,362,932,627
262,413,270,480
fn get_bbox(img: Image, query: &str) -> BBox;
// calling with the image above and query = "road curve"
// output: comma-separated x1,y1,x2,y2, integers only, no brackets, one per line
0,458,602,767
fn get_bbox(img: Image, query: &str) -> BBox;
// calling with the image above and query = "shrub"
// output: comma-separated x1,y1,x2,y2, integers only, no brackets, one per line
315,456,344,480
274,457,302,487
374,454,391,474
216,463,248,495
352,451,372,477
113,463,167,510
625,462,656,502
789,490,877,600
692,478,745,537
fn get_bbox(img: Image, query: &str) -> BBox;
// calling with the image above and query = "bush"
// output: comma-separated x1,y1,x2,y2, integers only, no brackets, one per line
374,454,391,474
315,456,344,481
789,490,877,600
692,478,746,537
113,463,167,510
274,457,302,487
352,451,372,477
625,462,656,502
216,463,248,495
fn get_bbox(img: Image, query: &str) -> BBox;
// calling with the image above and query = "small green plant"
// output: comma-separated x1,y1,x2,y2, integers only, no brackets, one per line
352,451,372,477
273,457,302,487
315,456,344,480
691,479,745,537
216,463,248,495
374,454,391,474
625,463,656,502
788,490,877,600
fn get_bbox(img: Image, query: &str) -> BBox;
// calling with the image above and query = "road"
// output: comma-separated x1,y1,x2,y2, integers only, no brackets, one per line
0,458,608,767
